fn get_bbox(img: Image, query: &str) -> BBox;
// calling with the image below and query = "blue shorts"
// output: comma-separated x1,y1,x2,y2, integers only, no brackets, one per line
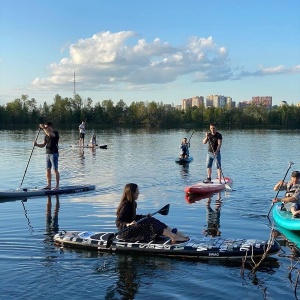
46,153,59,170
206,152,221,169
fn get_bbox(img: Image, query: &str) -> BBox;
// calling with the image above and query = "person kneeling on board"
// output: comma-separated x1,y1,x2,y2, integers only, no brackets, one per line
179,137,190,159
116,183,188,243
89,134,97,147
272,171,300,217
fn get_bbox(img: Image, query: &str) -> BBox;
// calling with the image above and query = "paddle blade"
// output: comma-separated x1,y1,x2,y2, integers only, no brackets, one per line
158,204,170,216
106,233,115,248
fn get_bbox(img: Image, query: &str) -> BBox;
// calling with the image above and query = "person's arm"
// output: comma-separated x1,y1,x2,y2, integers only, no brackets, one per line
273,180,286,191
203,132,210,144
216,139,222,153
273,195,296,203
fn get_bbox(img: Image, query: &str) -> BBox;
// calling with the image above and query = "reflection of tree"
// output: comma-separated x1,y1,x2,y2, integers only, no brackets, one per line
105,255,139,300
202,193,222,237
45,195,60,234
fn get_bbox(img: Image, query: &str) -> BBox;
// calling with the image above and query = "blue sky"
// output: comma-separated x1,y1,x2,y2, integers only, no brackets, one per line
0,0,299,107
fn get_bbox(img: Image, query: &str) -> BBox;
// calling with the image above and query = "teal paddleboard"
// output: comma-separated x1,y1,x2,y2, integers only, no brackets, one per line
272,203,300,231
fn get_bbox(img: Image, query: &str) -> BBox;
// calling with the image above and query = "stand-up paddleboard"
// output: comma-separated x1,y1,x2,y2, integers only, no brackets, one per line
272,203,300,231
185,177,233,194
175,156,193,164
0,184,96,200
275,224,300,249
54,230,280,260
70,144,107,149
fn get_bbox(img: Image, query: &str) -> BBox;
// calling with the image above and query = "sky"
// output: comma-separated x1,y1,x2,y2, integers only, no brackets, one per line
0,0,299,107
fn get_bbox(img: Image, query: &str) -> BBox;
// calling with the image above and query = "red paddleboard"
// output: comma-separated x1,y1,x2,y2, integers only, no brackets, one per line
185,177,233,195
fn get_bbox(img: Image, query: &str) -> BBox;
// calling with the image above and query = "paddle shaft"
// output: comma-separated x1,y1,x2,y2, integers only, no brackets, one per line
267,162,293,217
188,131,194,146
20,128,42,187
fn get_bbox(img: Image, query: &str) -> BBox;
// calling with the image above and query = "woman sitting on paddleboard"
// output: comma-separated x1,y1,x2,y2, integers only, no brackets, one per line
116,183,188,243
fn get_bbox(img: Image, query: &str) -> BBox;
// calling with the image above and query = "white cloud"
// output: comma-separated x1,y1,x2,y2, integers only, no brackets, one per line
30,31,300,92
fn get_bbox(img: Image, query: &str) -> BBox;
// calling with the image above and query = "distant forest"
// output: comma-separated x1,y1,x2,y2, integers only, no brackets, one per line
1,94,300,129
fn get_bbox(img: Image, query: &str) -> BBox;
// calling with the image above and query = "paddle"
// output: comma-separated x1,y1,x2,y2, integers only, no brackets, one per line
267,161,294,218
20,128,42,187
206,135,232,190
188,131,194,146
106,204,170,248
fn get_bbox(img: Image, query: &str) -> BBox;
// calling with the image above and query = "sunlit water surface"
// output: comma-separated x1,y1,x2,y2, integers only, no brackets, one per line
1,128,300,299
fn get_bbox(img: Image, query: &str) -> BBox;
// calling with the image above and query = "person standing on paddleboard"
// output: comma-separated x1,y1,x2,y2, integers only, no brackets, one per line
34,122,60,189
79,121,85,147
202,123,222,183
272,171,300,217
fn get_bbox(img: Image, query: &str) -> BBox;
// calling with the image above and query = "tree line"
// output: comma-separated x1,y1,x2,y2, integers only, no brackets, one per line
0,94,299,128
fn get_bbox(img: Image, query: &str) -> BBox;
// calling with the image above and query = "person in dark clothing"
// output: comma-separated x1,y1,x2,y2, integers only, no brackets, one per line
202,123,222,183
179,137,190,158
34,122,60,189
116,183,188,243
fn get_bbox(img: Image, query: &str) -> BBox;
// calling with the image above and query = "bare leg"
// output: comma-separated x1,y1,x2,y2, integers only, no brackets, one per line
163,229,188,242
46,169,51,188
217,169,221,183
207,168,212,179
54,170,60,189
166,226,189,239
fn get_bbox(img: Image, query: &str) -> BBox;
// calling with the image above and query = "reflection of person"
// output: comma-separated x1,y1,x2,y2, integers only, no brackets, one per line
116,183,188,243
202,123,222,183
272,171,300,217
202,193,222,237
46,195,60,233
34,122,60,189
89,134,97,147
111,255,139,299
179,137,190,158
79,121,85,146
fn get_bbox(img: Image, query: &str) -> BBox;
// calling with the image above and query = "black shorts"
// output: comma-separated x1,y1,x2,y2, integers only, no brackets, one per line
79,133,85,139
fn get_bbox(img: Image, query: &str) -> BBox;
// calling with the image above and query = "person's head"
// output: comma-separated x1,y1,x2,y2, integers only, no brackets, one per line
122,183,139,202
44,121,53,129
82,121,85,124
182,138,187,144
291,171,300,182
209,123,216,134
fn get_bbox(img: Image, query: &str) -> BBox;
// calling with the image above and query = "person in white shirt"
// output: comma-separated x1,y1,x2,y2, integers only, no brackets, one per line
79,121,85,147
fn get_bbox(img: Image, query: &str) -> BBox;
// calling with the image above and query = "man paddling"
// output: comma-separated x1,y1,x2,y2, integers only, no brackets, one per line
272,171,300,217
34,122,60,189
202,123,222,183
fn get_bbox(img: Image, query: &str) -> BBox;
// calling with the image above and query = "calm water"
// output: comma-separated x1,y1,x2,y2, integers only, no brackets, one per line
1,128,300,299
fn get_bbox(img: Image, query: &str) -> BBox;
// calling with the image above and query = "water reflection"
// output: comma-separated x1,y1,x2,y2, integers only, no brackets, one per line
89,147,96,157
105,255,139,300
179,163,189,178
203,193,222,237
45,195,60,234
185,192,222,237
79,149,85,161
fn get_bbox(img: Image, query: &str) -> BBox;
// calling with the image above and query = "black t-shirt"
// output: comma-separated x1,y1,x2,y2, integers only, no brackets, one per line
208,132,222,153
45,131,59,154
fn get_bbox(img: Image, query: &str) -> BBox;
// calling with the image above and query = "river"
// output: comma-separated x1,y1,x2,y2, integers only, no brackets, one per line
0,128,299,299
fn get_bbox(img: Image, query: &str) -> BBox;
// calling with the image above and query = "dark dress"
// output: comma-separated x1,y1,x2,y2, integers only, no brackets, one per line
116,201,167,242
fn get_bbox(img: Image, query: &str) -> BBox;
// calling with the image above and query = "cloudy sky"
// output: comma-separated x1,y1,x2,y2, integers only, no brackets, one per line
0,0,299,106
